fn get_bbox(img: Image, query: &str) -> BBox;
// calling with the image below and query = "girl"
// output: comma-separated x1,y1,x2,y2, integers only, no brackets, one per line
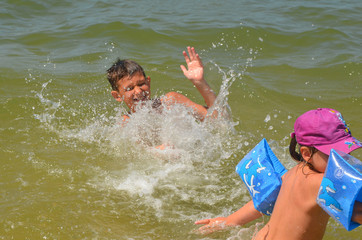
195,108,362,239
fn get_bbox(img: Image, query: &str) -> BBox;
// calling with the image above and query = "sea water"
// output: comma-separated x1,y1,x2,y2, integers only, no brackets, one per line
1,0,361,239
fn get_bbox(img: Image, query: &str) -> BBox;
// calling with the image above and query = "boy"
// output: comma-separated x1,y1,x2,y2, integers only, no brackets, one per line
106,47,216,123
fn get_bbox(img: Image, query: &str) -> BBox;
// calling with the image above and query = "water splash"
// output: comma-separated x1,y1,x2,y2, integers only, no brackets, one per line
27,43,262,235
29,70,247,221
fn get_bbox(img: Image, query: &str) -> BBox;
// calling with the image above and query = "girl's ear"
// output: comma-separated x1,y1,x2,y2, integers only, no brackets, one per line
111,91,122,102
300,146,312,162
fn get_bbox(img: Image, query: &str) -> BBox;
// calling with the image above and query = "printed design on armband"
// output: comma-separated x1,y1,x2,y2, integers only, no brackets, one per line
317,178,343,213
240,158,266,197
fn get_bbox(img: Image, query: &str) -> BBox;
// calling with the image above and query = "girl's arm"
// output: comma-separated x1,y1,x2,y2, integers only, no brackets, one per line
195,200,263,234
351,201,362,224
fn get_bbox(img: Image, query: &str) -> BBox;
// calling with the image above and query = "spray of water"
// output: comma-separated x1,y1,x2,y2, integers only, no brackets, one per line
27,43,270,240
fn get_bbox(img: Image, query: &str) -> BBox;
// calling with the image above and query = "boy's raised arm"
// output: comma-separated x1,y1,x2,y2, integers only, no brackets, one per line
180,46,216,109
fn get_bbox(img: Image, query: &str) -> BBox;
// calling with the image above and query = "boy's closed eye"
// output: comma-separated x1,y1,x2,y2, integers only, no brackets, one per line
124,85,135,91
125,82,145,91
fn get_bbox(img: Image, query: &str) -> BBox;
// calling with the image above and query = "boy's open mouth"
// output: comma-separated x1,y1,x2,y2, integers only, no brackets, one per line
133,95,148,103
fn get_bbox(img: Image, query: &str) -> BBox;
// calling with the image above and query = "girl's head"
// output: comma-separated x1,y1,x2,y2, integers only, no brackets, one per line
289,108,361,171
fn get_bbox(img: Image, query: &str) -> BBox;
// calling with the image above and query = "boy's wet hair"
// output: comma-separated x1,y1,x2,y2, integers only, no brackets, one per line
107,59,146,91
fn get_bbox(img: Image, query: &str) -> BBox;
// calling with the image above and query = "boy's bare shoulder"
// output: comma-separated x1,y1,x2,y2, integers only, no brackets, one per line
162,92,186,102
160,92,193,107
120,115,130,126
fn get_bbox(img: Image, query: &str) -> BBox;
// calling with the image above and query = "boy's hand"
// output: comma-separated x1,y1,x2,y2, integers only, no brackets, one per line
180,46,216,110
180,46,205,85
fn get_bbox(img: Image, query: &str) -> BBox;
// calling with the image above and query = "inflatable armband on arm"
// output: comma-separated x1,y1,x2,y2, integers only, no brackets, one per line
235,138,287,215
317,149,362,231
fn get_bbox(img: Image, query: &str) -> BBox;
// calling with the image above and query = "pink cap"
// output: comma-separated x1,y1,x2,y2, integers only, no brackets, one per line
291,108,361,155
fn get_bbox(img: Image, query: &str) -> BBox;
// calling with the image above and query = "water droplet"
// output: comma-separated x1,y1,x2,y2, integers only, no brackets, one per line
264,114,271,122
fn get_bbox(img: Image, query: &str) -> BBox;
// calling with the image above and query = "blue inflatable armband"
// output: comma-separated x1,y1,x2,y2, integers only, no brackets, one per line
236,138,287,215
317,149,362,231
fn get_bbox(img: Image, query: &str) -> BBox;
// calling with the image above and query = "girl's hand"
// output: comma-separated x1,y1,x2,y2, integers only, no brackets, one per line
195,217,230,235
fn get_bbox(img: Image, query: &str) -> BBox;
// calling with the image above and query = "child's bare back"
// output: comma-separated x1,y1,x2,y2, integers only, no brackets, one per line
254,163,330,240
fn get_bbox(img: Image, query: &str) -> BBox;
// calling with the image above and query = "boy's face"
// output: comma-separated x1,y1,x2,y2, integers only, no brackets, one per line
111,72,151,112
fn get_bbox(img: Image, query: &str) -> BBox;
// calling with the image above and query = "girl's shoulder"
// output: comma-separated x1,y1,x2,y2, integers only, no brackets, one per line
297,164,324,192
285,164,324,188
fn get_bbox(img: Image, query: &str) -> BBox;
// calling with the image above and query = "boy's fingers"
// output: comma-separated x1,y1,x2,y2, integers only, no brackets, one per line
183,51,190,64
180,65,187,74
196,54,203,66
187,46,194,60
191,47,196,57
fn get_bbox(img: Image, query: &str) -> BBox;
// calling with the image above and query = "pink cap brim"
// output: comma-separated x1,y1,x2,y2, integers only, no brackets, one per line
314,136,362,155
